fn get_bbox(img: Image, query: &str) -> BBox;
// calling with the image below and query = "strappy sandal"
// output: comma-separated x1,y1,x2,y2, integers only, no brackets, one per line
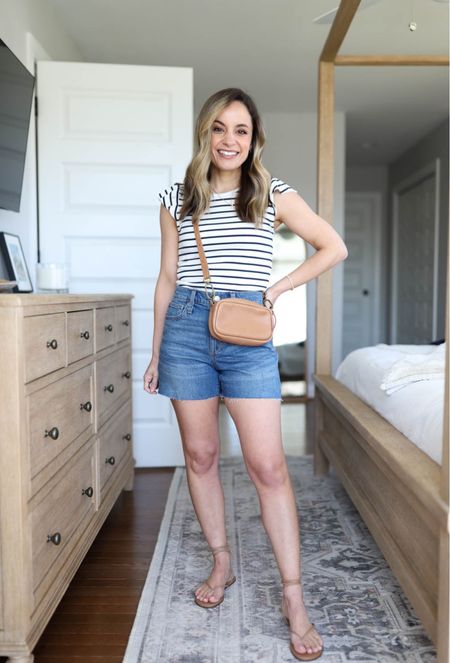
281,578,324,661
194,543,236,608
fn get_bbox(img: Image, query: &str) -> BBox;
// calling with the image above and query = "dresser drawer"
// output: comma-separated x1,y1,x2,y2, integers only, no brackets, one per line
31,444,96,594
115,304,131,343
98,402,132,502
24,313,66,383
67,309,94,364
95,306,116,351
95,345,131,428
28,364,94,480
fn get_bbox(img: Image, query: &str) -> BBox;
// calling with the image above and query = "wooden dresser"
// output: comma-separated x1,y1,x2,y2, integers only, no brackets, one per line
0,293,134,663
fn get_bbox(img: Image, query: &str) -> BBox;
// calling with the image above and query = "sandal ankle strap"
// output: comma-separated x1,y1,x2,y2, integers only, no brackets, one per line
210,544,230,556
282,578,301,587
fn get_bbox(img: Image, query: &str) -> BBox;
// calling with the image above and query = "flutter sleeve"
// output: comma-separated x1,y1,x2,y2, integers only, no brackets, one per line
269,178,298,215
158,182,183,227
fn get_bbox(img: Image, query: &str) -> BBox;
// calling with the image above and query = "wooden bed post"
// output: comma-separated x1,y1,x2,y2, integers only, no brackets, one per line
315,60,334,474
316,0,361,378
316,60,334,379
315,0,361,474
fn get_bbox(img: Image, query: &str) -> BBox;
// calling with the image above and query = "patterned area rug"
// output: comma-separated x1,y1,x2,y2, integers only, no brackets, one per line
123,456,436,662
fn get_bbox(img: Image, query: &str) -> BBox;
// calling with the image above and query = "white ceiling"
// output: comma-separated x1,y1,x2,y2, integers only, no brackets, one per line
45,0,449,166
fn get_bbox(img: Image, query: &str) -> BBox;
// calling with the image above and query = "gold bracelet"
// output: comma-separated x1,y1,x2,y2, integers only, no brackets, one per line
263,292,274,309
285,274,295,290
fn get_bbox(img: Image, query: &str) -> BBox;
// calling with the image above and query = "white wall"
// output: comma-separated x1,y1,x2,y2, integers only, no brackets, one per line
262,111,346,396
0,0,82,287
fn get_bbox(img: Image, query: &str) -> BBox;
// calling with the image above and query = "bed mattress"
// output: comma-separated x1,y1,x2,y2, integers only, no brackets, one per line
335,344,445,465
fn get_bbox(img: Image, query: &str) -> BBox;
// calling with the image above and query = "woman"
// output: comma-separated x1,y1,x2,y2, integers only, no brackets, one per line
143,87,347,661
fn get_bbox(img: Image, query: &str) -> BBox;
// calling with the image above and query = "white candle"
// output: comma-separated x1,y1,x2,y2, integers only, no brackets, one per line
36,263,67,290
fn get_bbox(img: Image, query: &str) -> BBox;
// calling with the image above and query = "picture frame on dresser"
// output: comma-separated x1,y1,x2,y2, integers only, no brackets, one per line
0,231,33,292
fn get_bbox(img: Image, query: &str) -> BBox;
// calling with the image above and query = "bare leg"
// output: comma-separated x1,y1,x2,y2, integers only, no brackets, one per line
171,397,233,605
224,398,323,657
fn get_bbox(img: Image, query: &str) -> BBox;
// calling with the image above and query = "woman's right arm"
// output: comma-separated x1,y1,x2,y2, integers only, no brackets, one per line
143,205,179,394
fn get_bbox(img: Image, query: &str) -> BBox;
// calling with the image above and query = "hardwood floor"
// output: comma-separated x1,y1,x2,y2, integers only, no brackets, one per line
1,400,315,662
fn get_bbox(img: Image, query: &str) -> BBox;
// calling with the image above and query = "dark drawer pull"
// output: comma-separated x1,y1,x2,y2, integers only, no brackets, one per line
44,427,59,440
122,319,130,326
105,456,115,466
104,384,114,393
80,400,92,412
80,330,90,340
46,339,58,350
82,486,94,498
122,433,131,441
47,532,62,546
122,371,131,379
105,324,113,332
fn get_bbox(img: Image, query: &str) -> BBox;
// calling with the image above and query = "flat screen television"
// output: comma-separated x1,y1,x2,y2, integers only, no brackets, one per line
0,39,35,212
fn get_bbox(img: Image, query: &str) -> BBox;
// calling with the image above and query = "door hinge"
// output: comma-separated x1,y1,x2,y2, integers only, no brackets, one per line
34,96,38,117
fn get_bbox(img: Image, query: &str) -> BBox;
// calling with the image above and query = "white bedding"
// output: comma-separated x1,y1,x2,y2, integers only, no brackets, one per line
335,344,445,465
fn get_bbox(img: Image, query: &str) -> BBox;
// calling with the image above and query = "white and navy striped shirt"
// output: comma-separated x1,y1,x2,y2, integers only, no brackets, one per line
158,177,297,292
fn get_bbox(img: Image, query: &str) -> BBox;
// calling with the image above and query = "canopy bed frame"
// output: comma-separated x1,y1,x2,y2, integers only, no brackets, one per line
313,2,449,661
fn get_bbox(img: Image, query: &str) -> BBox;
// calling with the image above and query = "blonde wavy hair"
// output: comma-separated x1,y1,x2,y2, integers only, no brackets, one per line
179,88,271,226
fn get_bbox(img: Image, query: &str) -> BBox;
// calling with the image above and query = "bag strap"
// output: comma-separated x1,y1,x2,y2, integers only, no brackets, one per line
192,221,216,300
192,220,273,312
192,221,210,280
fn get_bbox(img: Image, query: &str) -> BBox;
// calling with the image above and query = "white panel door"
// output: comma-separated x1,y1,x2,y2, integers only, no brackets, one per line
37,61,193,467
392,171,438,343
342,193,381,359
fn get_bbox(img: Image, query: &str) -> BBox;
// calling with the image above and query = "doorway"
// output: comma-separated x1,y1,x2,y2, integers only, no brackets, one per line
272,227,307,400
342,191,382,358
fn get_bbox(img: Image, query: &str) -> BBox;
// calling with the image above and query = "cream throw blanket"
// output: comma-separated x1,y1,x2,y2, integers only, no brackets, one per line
379,343,445,395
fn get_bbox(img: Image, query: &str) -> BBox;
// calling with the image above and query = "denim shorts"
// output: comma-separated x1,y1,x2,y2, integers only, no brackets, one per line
158,286,281,400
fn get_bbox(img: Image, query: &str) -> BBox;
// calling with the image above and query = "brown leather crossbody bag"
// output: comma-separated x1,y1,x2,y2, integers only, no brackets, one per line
192,221,276,346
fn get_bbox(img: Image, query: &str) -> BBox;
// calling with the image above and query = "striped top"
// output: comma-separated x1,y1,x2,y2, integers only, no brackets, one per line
158,177,297,292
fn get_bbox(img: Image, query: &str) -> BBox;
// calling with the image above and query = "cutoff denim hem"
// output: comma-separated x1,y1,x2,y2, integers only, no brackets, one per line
157,286,282,401
166,395,283,402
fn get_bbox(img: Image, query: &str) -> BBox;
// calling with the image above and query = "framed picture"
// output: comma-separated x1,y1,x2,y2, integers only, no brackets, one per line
0,232,33,292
